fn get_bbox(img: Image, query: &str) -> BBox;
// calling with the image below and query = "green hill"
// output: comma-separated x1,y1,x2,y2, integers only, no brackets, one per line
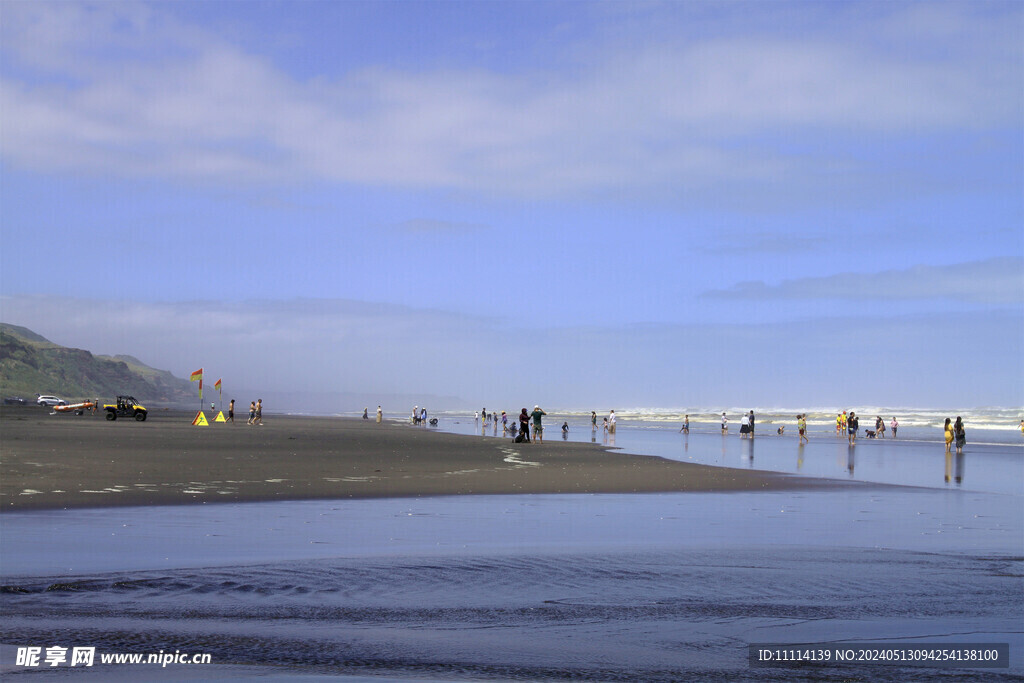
0,323,195,404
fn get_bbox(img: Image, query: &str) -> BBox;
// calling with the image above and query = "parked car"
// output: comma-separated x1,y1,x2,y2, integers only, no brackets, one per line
37,395,67,406
4,396,28,405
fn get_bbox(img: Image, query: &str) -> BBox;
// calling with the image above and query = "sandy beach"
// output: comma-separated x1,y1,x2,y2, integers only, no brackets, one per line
0,407,852,511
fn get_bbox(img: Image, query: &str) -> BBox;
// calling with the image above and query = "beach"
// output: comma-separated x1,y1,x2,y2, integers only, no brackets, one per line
2,407,1021,680
0,407,847,511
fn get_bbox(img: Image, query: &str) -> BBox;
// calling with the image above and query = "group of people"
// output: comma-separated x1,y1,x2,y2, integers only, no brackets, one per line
245,399,262,425
834,411,899,440
470,407,621,444
361,406,384,423
944,417,967,454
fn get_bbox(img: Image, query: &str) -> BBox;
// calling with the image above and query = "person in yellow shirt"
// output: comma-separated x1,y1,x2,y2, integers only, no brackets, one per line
944,417,954,453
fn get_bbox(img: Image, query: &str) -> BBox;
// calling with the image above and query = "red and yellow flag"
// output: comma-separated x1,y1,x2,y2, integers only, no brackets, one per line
214,378,222,392
190,368,203,399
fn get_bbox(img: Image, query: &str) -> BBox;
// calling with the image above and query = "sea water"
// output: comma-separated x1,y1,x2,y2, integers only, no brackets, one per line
2,409,1022,681
425,407,1024,495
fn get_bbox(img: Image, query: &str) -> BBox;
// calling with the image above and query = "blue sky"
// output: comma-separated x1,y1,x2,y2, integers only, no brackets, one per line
1,0,1021,410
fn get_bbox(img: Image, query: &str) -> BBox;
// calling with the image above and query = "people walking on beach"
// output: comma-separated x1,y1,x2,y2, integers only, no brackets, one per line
519,408,531,443
562,421,569,434
376,405,383,423
739,413,750,438
944,417,954,453
890,416,898,438
954,417,966,455
748,410,755,437
602,416,608,432
228,399,235,423
413,406,420,424
363,408,368,419
501,411,508,433
847,411,858,445
255,399,263,425
721,413,729,434
591,411,597,430
608,410,616,434
531,405,548,443
679,415,689,434
248,401,256,425
798,414,808,445
421,408,427,424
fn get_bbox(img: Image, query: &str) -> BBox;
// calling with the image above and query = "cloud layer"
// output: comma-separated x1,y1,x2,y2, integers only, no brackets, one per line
3,294,1020,408
2,2,1020,202
704,258,1024,304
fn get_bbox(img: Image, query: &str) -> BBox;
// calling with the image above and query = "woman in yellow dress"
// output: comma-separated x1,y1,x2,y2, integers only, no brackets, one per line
944,417,954,453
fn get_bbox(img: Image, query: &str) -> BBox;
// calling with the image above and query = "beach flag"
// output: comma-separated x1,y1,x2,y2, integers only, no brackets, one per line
214,378,222,392
192,411,209,426
190,368,203,399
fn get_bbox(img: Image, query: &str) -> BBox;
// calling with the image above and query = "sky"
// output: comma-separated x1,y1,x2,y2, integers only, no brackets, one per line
1,0,1022,411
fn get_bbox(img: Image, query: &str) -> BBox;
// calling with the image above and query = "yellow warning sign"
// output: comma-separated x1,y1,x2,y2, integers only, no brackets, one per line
192,411,209,426
214,411,226,423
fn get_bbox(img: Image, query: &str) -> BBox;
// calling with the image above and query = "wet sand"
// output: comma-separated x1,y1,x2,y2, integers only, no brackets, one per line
0,407,853,511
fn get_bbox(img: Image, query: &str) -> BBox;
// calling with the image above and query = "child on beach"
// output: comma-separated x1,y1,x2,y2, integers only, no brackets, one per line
944,418,954,453
891,417,898,437
798,414,808,445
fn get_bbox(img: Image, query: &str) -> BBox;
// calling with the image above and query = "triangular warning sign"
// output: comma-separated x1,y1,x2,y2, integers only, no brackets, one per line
214,411,226,422
192,411,209,426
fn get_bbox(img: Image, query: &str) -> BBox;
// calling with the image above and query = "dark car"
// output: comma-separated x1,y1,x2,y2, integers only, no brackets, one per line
4,396,28,405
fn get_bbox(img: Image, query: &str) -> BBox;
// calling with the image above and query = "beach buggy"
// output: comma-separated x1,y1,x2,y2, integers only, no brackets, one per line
104,395,148,421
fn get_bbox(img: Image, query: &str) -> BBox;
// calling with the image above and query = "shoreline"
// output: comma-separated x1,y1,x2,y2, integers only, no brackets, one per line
2,409,866,512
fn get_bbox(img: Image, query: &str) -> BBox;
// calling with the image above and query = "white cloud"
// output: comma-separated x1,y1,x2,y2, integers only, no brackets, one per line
1,1,1020,200
704,258,1024,304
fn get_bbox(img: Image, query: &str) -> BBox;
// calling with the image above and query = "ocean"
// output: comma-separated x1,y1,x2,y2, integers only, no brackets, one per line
2,407,1022,681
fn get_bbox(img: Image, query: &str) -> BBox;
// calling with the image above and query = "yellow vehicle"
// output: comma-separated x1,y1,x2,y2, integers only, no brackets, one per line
104,395,148,421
